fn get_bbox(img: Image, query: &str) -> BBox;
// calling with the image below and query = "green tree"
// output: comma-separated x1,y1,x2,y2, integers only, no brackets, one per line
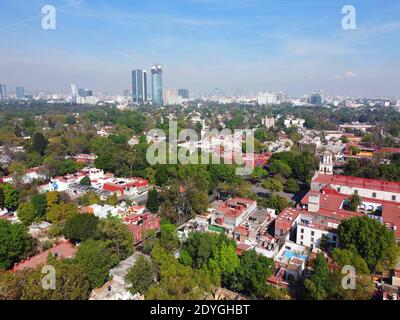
47,202,78,224
227,249,274,298
0,270,27,300
338,216,399,272
76,239,116,289
0,188,5,209
97,217,133,260
105,194,118,206
285,178,300,193
63,214,99,243
148,244,212,300
262,178,284,193
30,132,48,156
269,160,292,178
30,194,47,220
79,176,92,186
303,253,332,300
146,188,160,213
251,167,268,181
0,184,19,211
0,220,32,270
21,261,90,300
125,255,156,295
17,203,38,226
159,224,180,253
347,194,362,212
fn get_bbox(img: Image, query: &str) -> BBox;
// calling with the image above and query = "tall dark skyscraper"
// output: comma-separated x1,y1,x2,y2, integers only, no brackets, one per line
132,69,147,104
151,65,163,106
178,89,189,99
0,83,6,100
16,86,25,99
84,89,93,97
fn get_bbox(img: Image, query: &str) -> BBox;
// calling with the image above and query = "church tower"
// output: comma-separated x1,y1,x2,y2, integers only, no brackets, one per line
319,151,333,175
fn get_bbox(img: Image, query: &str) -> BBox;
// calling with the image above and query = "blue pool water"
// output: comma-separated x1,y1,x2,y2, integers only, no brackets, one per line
283,250,307,261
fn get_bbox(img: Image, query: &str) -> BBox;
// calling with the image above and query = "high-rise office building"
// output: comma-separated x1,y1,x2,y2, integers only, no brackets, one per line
151,65,163,106
84,89,93,97
309,91,324,105
16,87,25,99
131,69,147,103
78,88,85,97
70,84,77,97
178,89,189,99
0,83,6,100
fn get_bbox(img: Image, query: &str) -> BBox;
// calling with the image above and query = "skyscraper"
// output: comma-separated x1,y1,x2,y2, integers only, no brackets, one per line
151,65,163,106
84,89,93,97
131,69,147,104
71,84,77,97
78,88,85,97
16,87,25,99
178,89,189,99
0,83,6,100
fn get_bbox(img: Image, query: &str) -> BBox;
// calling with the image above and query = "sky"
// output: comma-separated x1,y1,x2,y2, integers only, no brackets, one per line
0,0,400,97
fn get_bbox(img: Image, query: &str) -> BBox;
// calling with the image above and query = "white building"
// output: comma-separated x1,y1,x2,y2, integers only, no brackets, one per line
318,151,333,175
284,116,305,128
262,116,275,129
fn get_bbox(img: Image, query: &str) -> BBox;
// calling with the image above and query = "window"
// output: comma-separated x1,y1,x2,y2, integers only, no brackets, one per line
301,228,304,234
354,190,358,195
311,237,314,243
332,235,337,242
300,241,303,245
372,192,377,198
311,231,315,236
337,187,341,193
392,195,397,201
301,235,304,240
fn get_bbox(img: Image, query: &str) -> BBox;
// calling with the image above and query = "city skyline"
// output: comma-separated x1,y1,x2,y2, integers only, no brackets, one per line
0,0,400,96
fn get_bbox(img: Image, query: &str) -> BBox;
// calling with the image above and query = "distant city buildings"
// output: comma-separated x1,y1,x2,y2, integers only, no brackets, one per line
164,89,183,105
257,92,278,105
123,89,131,97
178,88,189,99
16,86,25,99
308,91,324,105
151,64,163,106
0,83,6,100
131,69,148,104
85,89,93,97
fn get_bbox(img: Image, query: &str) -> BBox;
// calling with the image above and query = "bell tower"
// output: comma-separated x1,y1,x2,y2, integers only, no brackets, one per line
319,151,333,175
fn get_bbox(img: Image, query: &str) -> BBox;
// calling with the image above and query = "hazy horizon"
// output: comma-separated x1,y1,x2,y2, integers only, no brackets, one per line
1,0,400,97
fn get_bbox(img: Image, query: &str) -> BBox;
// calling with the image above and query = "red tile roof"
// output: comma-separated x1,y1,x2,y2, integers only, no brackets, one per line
313,174,400,194
275,207,302,232
13,241,76,272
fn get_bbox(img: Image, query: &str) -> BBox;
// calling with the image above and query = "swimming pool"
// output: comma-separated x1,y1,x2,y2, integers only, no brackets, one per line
283,250,307,261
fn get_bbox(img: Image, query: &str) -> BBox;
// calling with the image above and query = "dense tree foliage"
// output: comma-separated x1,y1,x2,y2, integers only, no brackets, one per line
338,216,399,272
75,239,117,289
21,261,90,300
0,220,32,270
125,255,156,295
63,214,99,243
